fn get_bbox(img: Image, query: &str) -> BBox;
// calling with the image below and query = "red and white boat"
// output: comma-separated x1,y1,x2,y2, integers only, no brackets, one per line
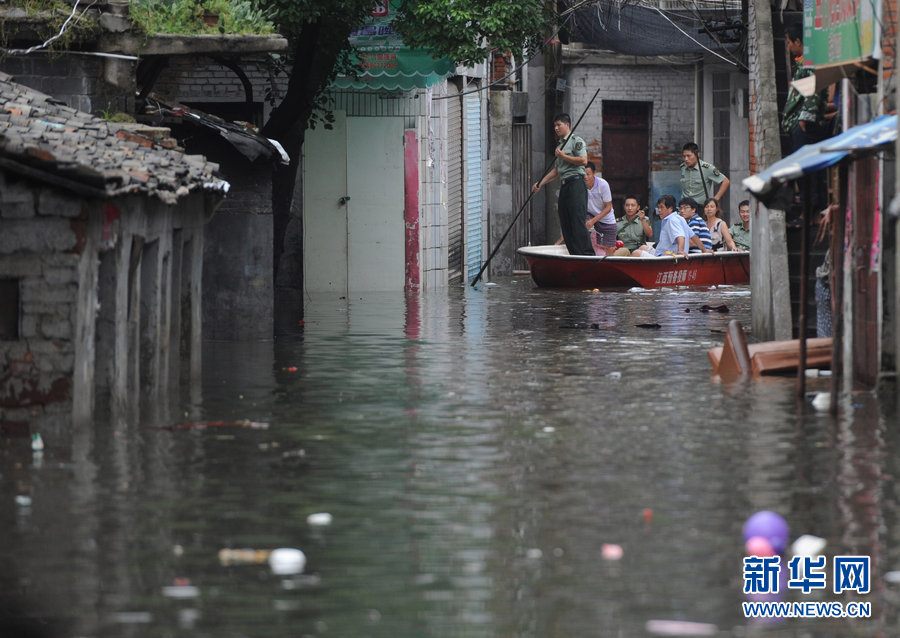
517,245,750,289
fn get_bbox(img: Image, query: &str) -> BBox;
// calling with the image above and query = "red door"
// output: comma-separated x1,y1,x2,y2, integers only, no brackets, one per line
601,101,651,213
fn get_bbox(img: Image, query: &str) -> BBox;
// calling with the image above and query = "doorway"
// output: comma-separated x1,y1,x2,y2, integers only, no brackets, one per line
601,101,651,213
303,112,406,294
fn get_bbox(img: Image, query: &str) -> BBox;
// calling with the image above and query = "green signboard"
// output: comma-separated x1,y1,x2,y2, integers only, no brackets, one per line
335,0,454,91
804,0,883,66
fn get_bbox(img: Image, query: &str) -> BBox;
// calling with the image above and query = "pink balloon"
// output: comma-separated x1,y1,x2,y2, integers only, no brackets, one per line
745,535,776,557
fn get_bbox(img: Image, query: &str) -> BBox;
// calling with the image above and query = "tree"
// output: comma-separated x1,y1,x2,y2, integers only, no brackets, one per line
260,0,557,331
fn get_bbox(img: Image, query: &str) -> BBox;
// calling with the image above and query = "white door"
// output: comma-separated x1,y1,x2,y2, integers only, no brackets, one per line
303,113,405,294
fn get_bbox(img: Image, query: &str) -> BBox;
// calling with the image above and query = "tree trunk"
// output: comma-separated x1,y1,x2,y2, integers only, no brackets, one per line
263,19,356,335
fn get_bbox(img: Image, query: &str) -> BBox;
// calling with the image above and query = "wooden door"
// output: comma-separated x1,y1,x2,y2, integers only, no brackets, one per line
601,101,651,212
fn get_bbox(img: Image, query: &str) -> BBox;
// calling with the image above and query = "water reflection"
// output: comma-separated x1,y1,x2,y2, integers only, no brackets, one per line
1,278,898,637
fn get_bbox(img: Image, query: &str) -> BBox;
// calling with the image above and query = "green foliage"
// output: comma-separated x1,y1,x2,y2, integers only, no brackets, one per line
1,0,97,52
393,0,555,66
128,0,276,35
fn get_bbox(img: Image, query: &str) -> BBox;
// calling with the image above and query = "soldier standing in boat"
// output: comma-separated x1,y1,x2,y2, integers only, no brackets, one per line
532,113,594,256
680,142,729,203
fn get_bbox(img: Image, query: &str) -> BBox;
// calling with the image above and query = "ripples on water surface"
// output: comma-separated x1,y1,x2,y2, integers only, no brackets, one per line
1,278,898,637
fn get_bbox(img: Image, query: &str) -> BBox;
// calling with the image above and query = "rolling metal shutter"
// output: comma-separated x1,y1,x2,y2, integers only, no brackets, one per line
446,87,463,284
464,91,483,282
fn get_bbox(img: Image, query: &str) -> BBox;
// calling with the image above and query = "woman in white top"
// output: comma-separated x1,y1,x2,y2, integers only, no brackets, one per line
584,161,616,255
702,197,737,251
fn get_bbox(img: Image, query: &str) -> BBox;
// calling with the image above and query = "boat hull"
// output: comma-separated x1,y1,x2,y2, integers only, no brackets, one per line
517,245,750,289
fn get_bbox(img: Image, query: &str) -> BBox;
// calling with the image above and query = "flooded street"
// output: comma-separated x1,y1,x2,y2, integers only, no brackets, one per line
2,277,898,637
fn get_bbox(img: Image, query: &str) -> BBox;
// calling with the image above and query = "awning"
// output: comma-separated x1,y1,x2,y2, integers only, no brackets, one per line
743,114,897,207
332,51,454,91
333,1,453,91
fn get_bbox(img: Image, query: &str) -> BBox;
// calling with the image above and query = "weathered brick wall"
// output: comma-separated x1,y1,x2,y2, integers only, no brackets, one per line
565,62,695,203
0,171,83,430
0,55,133,116
152,56,288,125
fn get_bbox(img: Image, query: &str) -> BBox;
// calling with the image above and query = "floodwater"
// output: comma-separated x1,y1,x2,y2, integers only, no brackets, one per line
2,277,898,638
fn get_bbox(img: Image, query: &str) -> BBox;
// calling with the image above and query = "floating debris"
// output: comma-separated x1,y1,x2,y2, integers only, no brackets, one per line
307,512,333,527
31,433,44,451
645,619,717,636
791,534,827,557
698,304,729,313
745,536,776,557
269,548,307,575
162,583,199,599
601,543,623,560
219,548,271,565
811,393,831,411
635,323,661,329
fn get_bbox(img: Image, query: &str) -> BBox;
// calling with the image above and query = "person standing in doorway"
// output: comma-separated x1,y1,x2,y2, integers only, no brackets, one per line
532,113,594,256
680,142,729,203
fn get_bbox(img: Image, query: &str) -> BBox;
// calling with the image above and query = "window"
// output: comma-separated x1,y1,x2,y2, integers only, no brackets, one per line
0,279,20,340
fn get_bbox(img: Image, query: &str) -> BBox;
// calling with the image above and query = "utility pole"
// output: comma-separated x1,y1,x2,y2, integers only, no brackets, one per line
748,0,792,341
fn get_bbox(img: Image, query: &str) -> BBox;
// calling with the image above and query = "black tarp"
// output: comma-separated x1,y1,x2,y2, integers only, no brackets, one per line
562,0,742,58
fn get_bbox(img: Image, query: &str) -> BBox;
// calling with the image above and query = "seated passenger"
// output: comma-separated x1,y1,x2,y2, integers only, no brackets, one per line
632,194,691,258
678,197,713,253
615,195,653,255
702,197,738,251
731,200,751,251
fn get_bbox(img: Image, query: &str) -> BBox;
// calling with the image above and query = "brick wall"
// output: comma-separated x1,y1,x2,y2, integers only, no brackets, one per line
152,56,288,125
1,55,132,116
565,62,696,202
567,64,695,168
0,171,83,431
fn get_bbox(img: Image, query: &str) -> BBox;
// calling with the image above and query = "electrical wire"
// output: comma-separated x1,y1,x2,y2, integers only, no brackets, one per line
653,6,746,69
3,0,92,56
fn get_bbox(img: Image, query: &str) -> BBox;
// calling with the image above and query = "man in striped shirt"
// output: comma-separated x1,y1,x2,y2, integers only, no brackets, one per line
678,197,713,254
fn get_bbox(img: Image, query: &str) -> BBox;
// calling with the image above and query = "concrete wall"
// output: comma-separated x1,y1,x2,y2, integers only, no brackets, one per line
0,171,208,436
184,136,275,341
488,91,515,275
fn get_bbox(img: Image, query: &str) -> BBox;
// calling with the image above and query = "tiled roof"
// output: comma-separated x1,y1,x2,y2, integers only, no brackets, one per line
0,72,229,204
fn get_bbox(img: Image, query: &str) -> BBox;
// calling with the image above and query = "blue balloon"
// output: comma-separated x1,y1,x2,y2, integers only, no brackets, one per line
742,511,790,554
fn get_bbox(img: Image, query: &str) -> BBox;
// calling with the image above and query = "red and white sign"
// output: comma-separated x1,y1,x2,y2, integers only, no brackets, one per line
372,1,388,18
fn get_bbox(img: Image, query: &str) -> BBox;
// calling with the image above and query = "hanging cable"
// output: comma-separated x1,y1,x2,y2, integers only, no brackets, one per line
3,0,93,56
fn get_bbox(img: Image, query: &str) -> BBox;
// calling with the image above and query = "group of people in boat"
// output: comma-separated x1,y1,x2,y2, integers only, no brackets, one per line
532,113,751,258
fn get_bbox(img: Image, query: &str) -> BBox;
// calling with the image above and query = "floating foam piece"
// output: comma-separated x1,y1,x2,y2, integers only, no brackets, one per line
307,512,333,526
268,548,307,575
791,534,827,557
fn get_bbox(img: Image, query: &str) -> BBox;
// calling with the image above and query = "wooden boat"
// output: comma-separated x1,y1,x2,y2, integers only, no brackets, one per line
517,245,750,289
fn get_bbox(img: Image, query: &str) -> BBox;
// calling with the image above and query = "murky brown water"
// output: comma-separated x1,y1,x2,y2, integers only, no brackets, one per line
1,278,898,637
